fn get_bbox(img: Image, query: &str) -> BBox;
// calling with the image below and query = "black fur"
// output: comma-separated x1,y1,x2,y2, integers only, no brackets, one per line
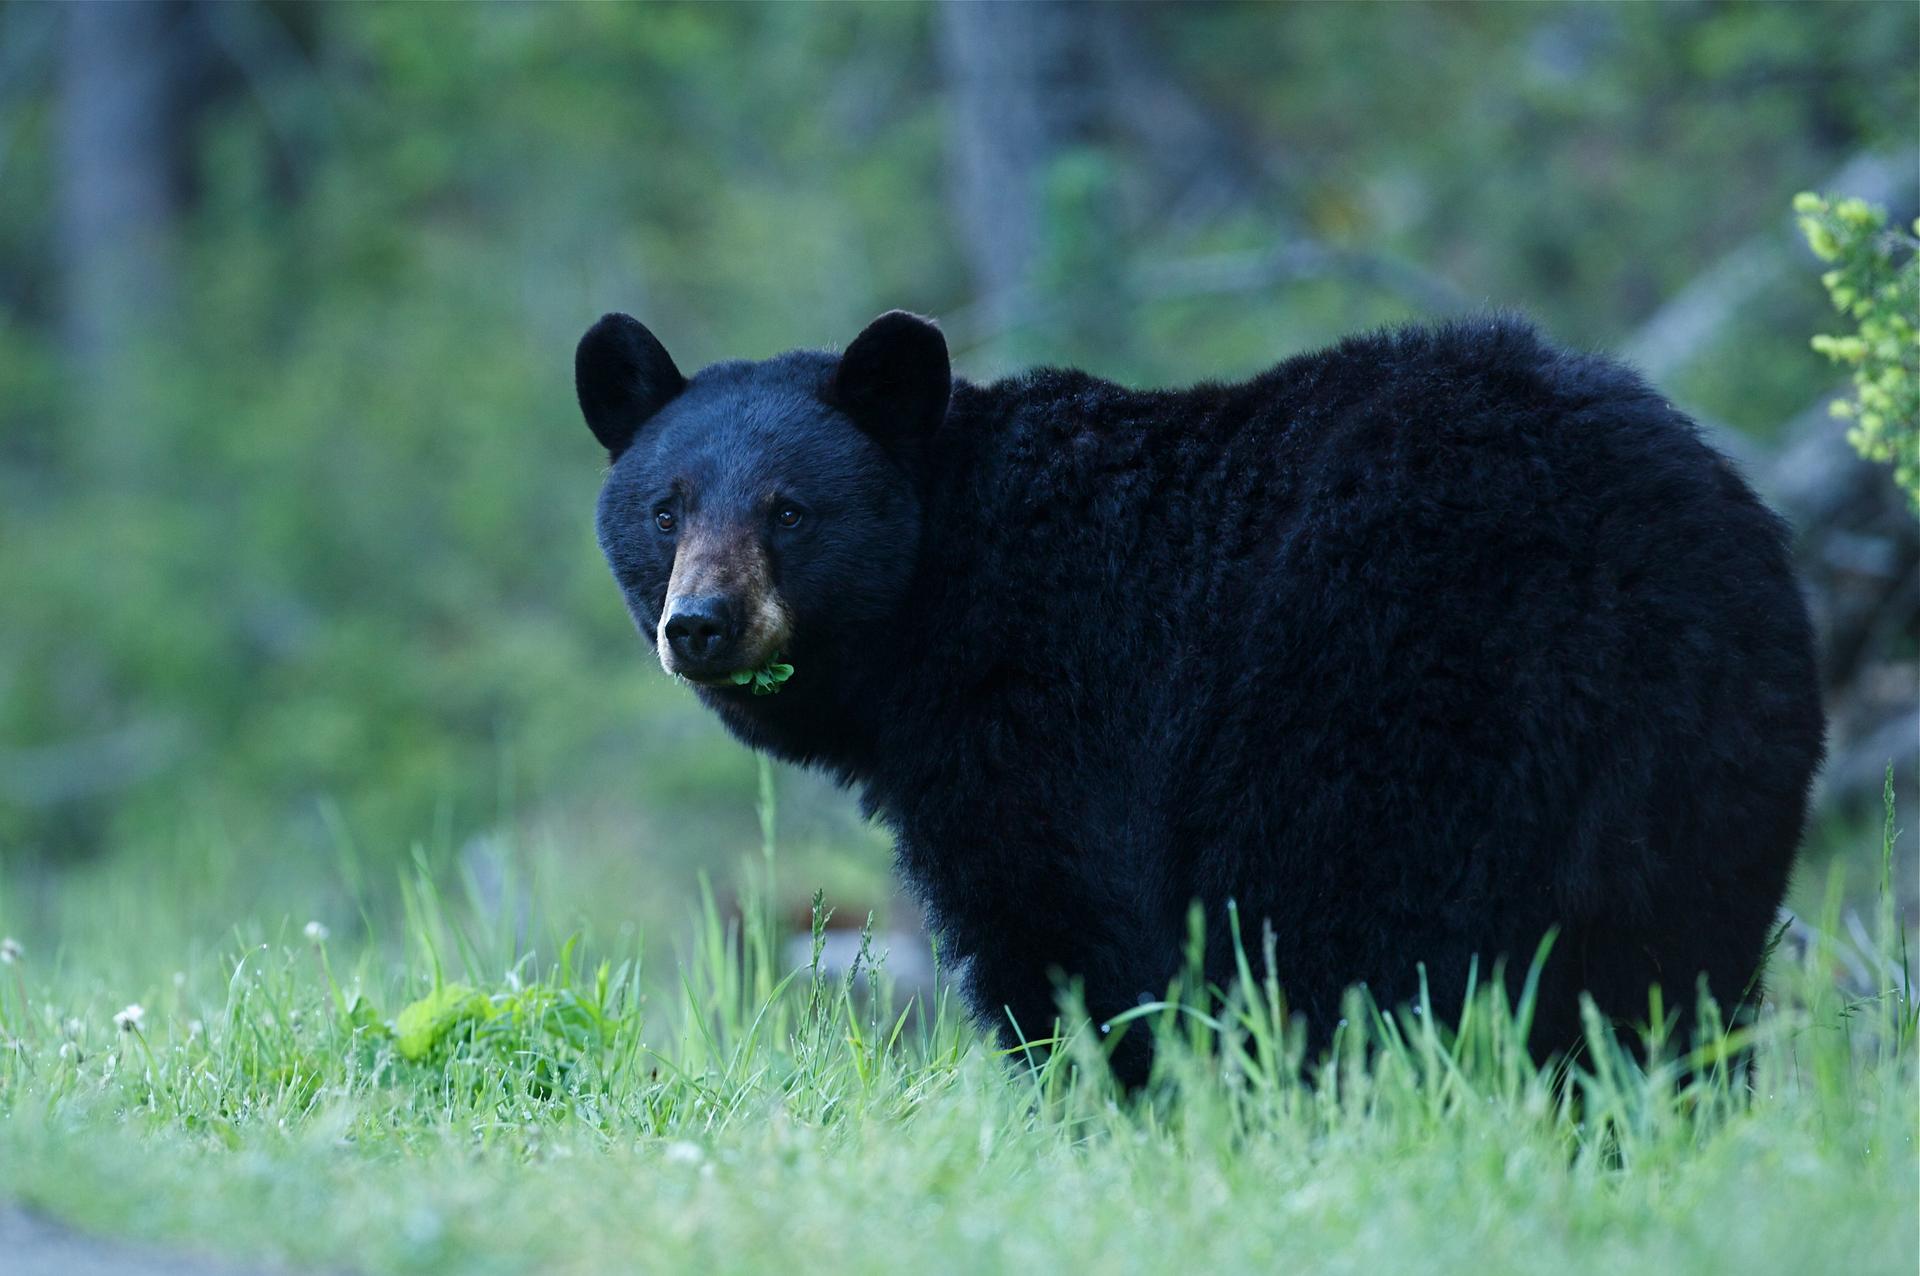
577,313,686,457
582,312,1824,1086
831,309,952,445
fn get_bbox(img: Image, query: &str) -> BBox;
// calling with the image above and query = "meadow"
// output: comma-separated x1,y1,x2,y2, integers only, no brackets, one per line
0,767,1912,1276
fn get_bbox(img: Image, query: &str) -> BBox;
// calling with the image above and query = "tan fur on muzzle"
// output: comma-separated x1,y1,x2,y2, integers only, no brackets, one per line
657,527,792,679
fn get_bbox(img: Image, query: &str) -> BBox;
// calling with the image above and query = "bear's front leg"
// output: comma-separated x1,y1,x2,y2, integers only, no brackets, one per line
957,921,1171,1090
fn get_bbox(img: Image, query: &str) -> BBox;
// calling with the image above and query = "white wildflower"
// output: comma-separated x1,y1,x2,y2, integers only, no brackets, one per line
0,937,21,964
304,920,330,943
114,1003,145,1033
663,1141,705,1166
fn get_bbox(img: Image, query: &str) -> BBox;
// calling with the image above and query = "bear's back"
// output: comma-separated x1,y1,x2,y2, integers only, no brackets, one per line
921,317,1799,713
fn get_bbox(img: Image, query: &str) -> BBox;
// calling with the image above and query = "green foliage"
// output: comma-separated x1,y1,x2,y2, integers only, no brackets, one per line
1796,192,1920,510
728,657,795,696
388,983,490,1061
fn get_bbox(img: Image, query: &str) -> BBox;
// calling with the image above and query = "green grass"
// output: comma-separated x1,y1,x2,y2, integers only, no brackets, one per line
0,771,1914,1275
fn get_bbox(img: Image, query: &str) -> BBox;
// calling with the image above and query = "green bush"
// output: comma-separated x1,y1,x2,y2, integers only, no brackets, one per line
1796,192,1920,510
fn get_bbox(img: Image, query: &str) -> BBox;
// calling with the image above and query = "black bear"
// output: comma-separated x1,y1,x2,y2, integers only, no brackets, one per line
575,309,1823,1085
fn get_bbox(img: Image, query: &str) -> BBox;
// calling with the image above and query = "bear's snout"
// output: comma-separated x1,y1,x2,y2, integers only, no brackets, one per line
662,595,740,670
655,526,792,683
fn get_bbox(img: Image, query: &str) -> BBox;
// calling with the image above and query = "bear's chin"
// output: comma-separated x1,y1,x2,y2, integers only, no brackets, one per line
656,653,775,688
671,671,750,689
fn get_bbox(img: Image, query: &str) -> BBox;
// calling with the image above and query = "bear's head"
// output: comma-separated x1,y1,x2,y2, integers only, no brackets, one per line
576,310,949,708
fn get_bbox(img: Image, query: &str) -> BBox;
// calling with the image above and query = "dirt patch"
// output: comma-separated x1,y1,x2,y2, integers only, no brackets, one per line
0,1204,276,1276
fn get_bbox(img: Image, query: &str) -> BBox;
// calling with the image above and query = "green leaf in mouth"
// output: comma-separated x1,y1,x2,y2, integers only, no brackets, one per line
729,657,795,696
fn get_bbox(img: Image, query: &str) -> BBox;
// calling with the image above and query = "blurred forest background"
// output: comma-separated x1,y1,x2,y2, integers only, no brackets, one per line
0,1,1915,951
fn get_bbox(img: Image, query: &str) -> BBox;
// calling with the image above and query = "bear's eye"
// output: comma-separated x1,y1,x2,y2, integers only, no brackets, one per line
654,510,676,533
775,505,804,530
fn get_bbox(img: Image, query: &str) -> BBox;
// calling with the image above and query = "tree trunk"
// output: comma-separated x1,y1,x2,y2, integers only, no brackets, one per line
57,0,189,460
935,0,1102,364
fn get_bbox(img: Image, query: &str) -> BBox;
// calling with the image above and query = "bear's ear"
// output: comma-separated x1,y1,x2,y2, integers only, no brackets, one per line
832,310,950,443
575,313,685,458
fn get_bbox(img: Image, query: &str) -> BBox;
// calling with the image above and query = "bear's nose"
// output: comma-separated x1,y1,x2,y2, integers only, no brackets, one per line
663,596,738,667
